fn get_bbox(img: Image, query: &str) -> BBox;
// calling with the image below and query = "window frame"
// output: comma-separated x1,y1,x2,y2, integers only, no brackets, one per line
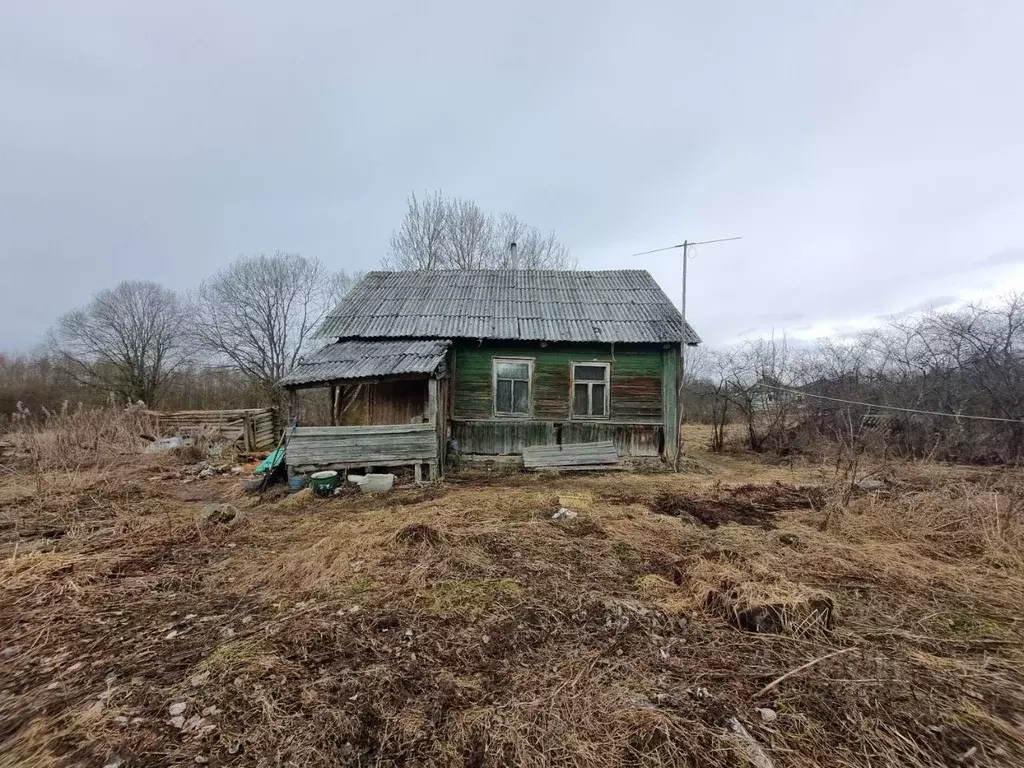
570,361,611,420
492,356,534,418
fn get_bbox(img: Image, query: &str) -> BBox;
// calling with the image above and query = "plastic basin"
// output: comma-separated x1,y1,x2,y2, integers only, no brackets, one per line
309,470,339,496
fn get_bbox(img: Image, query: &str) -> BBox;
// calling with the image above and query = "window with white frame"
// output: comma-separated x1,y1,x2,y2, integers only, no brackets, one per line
493,358,533,415
571,362,610,418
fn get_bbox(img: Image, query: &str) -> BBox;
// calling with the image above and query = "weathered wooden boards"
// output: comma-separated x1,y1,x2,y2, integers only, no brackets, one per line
286,423,437,475
451,421,662,458
521,440,621,470
149,408,277,451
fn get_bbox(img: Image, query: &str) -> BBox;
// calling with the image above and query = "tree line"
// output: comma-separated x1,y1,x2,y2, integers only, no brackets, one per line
2,252,355,415
16,184,1018,465
1,192,573,417
683,294,1024,463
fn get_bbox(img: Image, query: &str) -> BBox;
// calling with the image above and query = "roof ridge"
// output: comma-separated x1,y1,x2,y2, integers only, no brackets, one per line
363,268,653,275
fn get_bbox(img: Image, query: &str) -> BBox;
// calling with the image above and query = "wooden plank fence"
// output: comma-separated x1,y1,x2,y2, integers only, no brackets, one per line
148,408,277,451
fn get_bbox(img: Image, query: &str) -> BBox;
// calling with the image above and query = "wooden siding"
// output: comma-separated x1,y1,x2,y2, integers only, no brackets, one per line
452,420,661,457
453,343,663,422
338,379,428,426
562,422,661,457
286,423,437,473
452,420,557,455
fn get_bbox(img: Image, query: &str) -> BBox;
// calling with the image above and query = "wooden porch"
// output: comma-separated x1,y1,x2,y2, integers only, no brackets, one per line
279,339,451,481
284,374,448,481
285,422,439,481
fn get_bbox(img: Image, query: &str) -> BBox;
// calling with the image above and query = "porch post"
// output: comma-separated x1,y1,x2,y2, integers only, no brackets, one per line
428,376,443,479
662,346,680,464
288,388,298,425
427,377,438,424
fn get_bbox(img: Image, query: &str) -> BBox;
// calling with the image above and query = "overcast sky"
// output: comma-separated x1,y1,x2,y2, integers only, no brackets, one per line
3,2,1024,351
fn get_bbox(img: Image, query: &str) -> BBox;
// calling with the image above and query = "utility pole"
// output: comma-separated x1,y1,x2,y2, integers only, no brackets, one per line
634,236,742,468
681,240,688,364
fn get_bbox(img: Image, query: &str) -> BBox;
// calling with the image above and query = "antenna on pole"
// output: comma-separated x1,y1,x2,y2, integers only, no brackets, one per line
632,236,742,469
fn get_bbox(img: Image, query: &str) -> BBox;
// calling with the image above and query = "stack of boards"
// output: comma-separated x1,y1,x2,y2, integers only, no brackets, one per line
521,441,622,471
148,408,277,451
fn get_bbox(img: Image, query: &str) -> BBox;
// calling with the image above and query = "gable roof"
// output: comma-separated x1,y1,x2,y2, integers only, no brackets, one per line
280,338,450,387
317,270,700,345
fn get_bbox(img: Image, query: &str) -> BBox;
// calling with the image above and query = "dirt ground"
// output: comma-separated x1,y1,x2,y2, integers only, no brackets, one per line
2,428,1023,767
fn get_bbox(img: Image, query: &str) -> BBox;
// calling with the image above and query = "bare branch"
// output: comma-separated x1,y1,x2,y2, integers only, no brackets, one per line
48,281,190,406
384,191,574,270
191,252,357,392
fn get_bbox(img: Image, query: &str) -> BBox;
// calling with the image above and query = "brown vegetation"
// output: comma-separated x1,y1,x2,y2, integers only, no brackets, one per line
684,294,1024,465
2,425,1023,766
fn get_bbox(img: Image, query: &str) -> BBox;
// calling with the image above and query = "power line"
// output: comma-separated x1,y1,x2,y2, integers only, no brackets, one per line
633,235,743,468
759,383,1024,424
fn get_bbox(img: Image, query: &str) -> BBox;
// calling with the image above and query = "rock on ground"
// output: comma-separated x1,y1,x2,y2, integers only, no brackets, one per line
196,504,244,527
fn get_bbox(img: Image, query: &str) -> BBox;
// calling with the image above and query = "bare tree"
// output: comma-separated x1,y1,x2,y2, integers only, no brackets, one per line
48,281,190,406
384,190,574,270
382,191,448,270
444,198,494,269
192,252,356,393
491,213,576,268
692,348,734,452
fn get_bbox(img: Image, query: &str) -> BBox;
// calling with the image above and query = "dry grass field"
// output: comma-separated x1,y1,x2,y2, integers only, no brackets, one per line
2,424,1023,767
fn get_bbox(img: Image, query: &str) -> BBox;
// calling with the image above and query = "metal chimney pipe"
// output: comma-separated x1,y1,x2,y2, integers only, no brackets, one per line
510,241,519,270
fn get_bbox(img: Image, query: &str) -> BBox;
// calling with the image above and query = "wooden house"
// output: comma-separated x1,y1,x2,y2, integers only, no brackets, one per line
279,270,699,477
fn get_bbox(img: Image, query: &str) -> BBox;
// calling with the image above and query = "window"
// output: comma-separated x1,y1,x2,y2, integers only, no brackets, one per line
572,362,610,418
493,358,532,415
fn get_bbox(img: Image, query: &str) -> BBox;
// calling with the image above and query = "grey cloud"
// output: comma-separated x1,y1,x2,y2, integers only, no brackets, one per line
899,295,959,314
752,312,807,324
977,248,1024,268
868,295,960,325
2,2,1024,351
836,327,864,340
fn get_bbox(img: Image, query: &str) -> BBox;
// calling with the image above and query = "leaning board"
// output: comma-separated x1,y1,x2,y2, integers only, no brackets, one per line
522,440,621,470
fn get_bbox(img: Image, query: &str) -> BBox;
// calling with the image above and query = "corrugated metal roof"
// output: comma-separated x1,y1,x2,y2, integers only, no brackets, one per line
280,339,450,387
317,270,700,345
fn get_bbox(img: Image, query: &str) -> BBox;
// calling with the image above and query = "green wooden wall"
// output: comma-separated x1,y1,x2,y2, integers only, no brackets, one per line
452,342,664,423
451,420,662,457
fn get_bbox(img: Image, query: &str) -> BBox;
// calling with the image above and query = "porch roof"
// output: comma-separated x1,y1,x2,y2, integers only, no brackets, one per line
280,338,450,388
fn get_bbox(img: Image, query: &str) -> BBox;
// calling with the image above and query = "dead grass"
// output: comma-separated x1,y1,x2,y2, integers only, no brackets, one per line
3,405,157,472
1,441,1023,767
